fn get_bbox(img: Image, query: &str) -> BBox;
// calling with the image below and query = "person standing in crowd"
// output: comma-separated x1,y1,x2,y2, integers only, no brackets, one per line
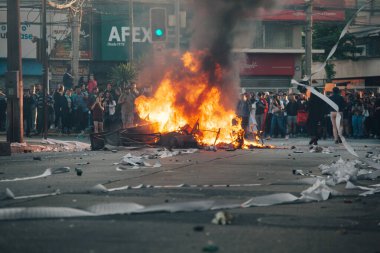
113,87,122,128
63,66,74,91
71,87,88,133
105,83,116,100
29,85,38,133
87,87,99,131
296,93,308,136
103,91,117,130
329,87,345,144
53,84,65,130
264,92,273,138
363,96,373,138
307,89,327,145
23,89,34,137
0,89,7,132
91,95,104,133
285,94,298,139
236,92,251,135
269,94,285,139
351,96,364,138
36,90,54,134
61,89,73,134
248,92,258,135
374,93,380,139
118,86,138,129
87,74,98,94
342,94,352,137
255,92,266,133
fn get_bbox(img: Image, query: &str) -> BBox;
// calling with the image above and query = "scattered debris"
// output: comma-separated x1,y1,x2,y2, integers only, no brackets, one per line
212,211,233,225
52,167,71,174
204,145,217,152
293,169,305,176
202,243,219,252
193,225,205,232
300,179,340,202
75,168,83,176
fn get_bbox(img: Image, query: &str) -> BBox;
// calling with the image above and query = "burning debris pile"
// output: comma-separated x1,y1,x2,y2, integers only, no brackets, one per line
91,0,278,151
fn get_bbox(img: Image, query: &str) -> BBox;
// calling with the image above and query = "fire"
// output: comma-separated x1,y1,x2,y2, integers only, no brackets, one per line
135,51,268,149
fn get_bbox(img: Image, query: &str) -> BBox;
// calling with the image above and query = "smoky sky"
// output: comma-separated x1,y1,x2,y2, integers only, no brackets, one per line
191,0,278,74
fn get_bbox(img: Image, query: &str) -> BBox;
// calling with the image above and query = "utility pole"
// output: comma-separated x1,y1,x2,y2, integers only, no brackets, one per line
72,12,80,85
305,0,313,80
175,0,180,51
6,0,23,143
129,0,134,62
42,0,49,139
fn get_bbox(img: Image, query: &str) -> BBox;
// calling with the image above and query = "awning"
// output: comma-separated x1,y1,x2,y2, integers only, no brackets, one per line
0,59,42,76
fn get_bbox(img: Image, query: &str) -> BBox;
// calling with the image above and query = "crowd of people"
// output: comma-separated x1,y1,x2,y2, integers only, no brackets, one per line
237,87,380,145
0,69,380,145
24,81,141,136
0,68,142,137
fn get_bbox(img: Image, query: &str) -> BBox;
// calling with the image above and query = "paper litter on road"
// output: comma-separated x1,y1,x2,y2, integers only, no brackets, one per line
345,181,374,191
5,188,60,200
319,158,359,185
241,193,299,207
0,168,52,182
86,202,145,215
299,179,340,202
0,207,94,220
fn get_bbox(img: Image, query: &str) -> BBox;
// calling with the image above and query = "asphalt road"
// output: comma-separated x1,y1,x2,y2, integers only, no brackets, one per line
0,137,379,253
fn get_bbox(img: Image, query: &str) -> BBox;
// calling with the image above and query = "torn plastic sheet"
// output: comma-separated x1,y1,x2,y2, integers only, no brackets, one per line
300,179,340,202
5,188,60,200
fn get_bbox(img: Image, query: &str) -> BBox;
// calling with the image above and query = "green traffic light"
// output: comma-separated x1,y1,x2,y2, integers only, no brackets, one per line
155,28,164,37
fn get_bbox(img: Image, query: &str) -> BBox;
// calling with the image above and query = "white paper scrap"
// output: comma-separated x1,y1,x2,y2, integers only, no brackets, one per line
241,193,299,207
0,169,52,182
5,188,60,200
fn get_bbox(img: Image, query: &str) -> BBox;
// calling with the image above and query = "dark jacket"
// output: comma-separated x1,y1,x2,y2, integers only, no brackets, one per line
329,94,345,112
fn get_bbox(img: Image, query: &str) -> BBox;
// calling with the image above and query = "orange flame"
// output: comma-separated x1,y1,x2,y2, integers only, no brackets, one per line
135,51,268,148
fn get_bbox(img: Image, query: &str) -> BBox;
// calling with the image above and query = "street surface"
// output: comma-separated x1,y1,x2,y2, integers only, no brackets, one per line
0,136,379,253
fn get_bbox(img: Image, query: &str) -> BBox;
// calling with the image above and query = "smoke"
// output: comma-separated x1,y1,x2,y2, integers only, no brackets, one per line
191,0,276,69
137,0,279,111
190,0,279,106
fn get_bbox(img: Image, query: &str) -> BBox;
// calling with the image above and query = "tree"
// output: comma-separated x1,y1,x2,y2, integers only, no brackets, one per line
312,14,362,81
109,62,138,87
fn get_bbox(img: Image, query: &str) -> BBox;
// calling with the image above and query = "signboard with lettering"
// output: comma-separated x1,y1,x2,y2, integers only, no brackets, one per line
101,15,152,61
0,8,91,60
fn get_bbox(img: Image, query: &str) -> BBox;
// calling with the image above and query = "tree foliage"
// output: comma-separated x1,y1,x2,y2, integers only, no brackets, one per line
313,22,361,62
109,62,138,87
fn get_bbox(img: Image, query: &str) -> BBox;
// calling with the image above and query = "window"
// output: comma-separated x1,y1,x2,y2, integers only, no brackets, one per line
264,23,293,48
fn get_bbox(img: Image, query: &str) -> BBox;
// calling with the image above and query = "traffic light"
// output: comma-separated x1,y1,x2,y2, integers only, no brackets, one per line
150,8,167,42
